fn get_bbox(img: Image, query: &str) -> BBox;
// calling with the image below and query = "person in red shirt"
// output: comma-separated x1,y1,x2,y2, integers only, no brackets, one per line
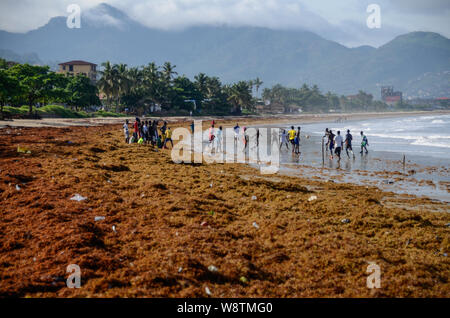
134,118,139,139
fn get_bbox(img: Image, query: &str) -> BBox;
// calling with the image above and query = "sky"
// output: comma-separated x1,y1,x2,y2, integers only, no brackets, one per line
0,0,449,47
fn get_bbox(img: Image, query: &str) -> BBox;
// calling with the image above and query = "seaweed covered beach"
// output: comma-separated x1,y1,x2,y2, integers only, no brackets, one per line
0,120,449,297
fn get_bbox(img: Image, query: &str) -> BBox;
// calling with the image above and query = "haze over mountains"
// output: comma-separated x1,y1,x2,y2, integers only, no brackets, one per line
0,3,449,99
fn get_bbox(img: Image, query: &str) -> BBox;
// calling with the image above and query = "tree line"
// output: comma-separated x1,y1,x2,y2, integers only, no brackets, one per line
1,57,393,118
97,61,260,116
262,84,389,113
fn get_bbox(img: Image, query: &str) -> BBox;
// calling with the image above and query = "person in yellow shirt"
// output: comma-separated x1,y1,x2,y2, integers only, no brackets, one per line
163,127,173,149
288,126,296,152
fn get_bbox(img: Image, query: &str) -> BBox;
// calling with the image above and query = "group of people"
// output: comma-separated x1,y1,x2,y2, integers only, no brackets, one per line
324,128,369,161
122,119,370,163
123,118,173,150
280,126,302,154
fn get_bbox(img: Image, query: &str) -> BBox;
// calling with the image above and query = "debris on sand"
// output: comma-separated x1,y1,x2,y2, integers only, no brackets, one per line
17,146,31,154
112,225,117,233
308,195,317,202
70,194,87,202
251,195,257,201
252,222,260,229
95,216,105,222
208,265,218,273
205,286,212,296
201,221,208,227
15,185,21,191
240,276,248,284
341,218,351,224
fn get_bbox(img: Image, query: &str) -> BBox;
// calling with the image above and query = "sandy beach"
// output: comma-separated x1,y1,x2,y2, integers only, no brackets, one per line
0,113,449,297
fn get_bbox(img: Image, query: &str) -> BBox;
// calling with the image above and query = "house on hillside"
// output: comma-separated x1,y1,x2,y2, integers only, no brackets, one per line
381,86,402,106
58,60,97,83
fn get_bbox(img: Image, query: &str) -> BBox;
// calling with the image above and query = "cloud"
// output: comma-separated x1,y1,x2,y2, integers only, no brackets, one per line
0,0,448,47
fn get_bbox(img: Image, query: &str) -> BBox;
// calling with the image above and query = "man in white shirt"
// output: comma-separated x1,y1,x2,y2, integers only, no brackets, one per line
123,120,129,144
334,130,343,161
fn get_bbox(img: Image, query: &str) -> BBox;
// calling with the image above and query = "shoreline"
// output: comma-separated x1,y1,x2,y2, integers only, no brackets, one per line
1,110,450,128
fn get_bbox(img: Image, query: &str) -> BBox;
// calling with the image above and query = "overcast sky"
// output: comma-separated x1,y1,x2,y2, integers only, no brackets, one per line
1,0,449,47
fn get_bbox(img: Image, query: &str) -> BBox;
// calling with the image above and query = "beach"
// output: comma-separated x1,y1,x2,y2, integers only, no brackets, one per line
0,112,449,297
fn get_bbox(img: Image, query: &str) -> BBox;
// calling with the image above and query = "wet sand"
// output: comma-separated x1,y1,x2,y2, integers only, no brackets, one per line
0,122,449,297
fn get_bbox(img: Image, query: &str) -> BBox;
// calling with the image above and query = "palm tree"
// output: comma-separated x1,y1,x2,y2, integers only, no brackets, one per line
98,61,115,109
194,73,208,97
162,62,177,84
253,77,263,98
227,81,253,114
114,63,130,112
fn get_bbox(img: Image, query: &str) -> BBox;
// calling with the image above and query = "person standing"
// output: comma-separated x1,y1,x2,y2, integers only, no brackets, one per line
360,131,369,154
345,129,355,159
288,126,296,152
280,129,289,150
164,127,173,149
334,130,343,161
133,118,139,141
324,128,330,151
234,123,240,141
123,120,129,144
216,126,223,152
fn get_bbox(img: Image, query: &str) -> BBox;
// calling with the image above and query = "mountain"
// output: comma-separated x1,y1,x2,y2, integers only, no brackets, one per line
0,49,43,65
0,3,449,99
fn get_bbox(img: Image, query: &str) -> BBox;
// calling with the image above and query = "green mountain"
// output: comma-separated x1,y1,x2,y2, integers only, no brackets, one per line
0,3,448,99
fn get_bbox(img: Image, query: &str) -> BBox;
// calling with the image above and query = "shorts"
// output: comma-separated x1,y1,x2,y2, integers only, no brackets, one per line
346,144,352,150
329,142,334,151
335,147,341,156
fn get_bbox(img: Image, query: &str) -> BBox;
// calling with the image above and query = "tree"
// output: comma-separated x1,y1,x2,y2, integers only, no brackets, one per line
66,74,100,110
0,69,20,119
253,77,263,97
8,64,51,114
227,81,253,114
97,61,116,109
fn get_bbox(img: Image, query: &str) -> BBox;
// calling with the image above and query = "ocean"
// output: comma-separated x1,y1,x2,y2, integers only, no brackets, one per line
300,114,450,160
253,113,450,202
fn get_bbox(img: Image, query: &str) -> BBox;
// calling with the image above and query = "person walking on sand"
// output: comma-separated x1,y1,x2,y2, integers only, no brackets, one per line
328,130,335,159
360,131,369,154
123,120,129,144
280,129,289,150
334,130,343,162
345,129,355,159
190,121,195,134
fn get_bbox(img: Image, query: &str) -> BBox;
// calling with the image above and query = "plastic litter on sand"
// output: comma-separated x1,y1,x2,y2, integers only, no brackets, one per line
70,194,87,201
